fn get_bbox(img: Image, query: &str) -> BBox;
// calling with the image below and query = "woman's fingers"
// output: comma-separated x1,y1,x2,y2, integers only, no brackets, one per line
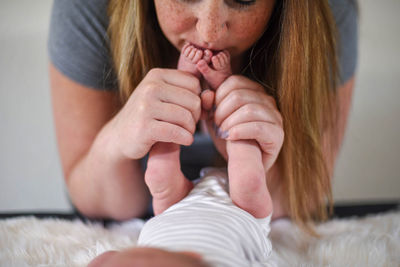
144,69,203,122
214,89,275,126
153,102,197,135
200,89,215,120
218,103,282,132
150,120,194,146
149,68,202,95
225,121,284,169
214,75,264,105
200,89,215,111
226,121,283,144
157,83,202,122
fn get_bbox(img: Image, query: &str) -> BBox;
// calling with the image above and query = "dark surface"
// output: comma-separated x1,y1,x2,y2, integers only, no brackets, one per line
331,201,399,218
1,201,398,225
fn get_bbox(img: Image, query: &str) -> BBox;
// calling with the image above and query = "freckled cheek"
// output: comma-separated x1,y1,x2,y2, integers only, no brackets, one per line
158,11,193,36
172,17,193,34
233,16,269,47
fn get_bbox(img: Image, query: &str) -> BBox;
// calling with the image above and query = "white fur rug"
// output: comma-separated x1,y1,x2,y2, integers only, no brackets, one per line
0,211,399,266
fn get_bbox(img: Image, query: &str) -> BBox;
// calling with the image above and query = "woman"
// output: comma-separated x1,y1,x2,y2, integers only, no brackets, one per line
48,0,358,231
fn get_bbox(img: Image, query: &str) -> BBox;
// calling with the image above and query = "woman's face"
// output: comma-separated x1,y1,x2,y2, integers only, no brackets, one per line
154,0,276,70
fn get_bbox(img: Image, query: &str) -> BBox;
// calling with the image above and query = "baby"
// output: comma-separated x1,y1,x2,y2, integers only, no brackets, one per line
146,43,272,219
89,168,274,267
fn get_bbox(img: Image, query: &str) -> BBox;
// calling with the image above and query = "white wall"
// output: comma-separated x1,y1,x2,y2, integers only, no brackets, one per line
0,0,399,213
0,0,70,212
332,0,400,202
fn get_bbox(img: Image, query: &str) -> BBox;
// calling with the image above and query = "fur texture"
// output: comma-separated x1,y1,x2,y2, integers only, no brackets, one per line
0,212,399,266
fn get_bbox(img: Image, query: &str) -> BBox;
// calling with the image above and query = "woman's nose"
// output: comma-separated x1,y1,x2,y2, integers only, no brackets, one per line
195,1,229,47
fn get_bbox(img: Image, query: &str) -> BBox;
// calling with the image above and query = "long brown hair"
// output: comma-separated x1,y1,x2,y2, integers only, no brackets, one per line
107,0,339,232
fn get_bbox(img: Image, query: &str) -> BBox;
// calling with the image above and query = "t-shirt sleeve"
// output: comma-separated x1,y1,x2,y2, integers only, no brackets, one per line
329,0,359,85
48,0,117,90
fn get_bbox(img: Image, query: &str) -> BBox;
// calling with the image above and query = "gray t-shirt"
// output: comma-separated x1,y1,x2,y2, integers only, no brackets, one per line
48,0,358,90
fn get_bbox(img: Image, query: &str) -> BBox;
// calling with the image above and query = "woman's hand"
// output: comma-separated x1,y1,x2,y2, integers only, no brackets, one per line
110,68,202,160
205,75,284,172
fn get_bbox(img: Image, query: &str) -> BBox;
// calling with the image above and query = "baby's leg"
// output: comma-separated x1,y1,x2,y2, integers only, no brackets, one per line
197,50,232,90
197,51,271,217
145,142,193,215
145,44,207,215
227,140,273,218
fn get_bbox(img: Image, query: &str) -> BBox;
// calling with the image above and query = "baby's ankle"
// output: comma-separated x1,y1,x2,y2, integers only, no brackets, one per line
145,142,192,214
151,177,193,215
145,143,180,185
227,140,272,218
229,165,271,217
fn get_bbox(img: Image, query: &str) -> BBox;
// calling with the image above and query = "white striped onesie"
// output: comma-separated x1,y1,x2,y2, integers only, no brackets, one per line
137,168,275,267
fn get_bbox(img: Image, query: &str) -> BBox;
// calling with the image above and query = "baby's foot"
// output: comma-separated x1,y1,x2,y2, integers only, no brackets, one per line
197,50,232,90
227,140,273,218
177,43,205,78
145,142,193,215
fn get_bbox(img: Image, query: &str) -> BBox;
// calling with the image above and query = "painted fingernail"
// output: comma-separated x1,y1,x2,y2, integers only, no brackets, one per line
216,127,229,139
220,131,229,139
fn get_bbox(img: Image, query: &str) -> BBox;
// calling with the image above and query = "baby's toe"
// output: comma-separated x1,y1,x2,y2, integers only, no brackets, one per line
197,59,210,74
203,49,213,64
221,51,230,65
181,43,190,52
189,48,198,60
183,45,193,57
211,55,222,70
193,49,203,63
